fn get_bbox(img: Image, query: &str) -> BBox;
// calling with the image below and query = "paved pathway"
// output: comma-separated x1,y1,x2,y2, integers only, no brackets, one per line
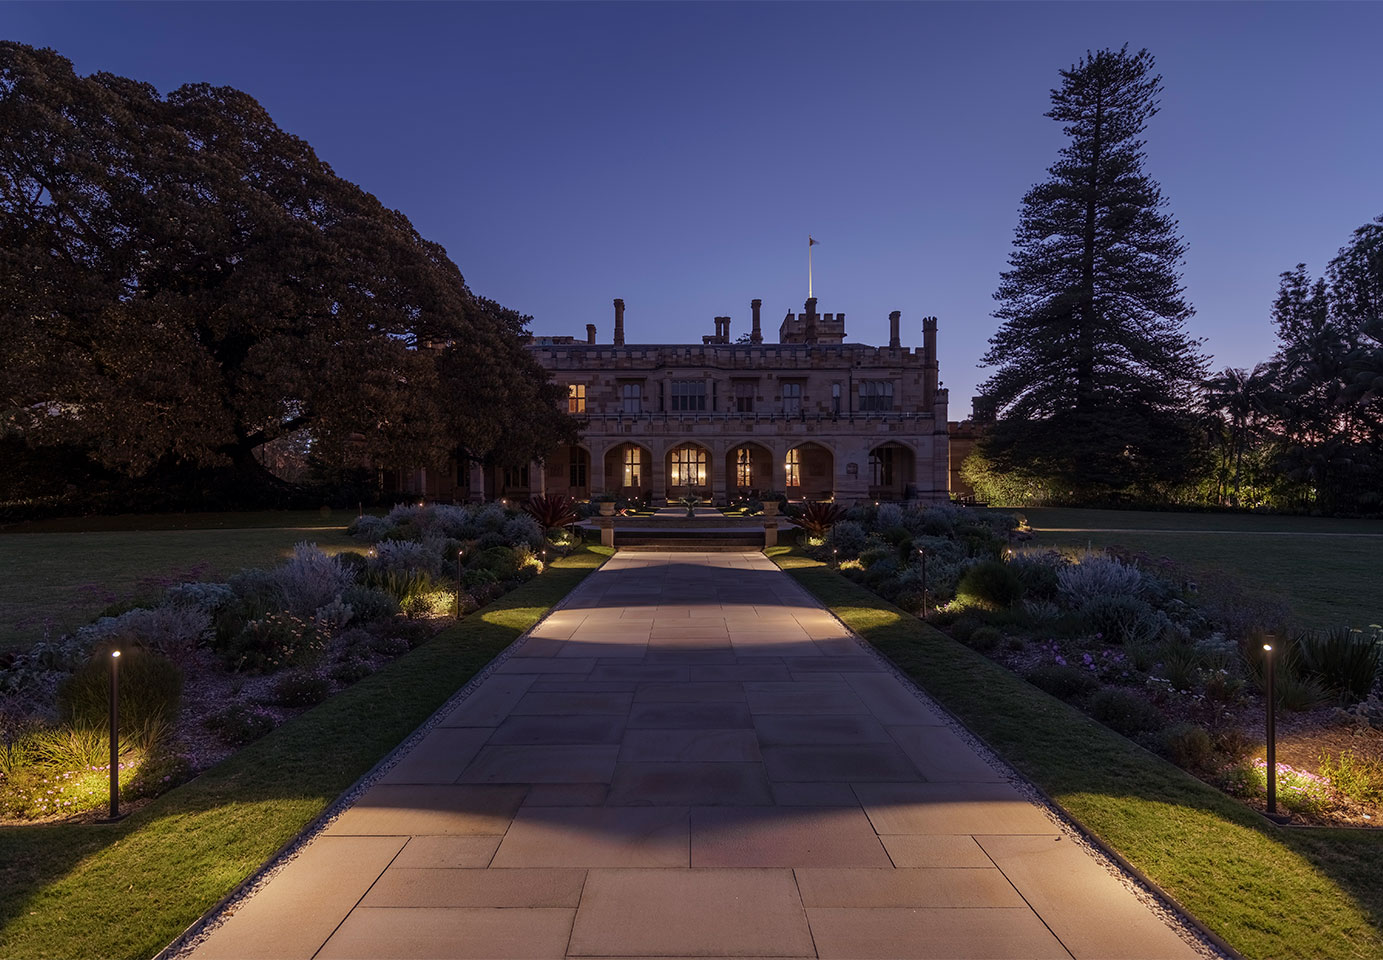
191,551,1200,960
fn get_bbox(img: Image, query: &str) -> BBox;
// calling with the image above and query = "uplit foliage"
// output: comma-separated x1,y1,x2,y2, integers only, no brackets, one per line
522,493,579,530
797,500,847,537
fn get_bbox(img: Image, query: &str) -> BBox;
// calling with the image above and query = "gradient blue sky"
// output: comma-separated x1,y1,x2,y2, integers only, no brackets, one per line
6,1,1381,416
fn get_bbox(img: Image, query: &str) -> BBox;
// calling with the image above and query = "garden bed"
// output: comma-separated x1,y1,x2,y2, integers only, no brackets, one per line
0,500,586,825
793,501,1383,829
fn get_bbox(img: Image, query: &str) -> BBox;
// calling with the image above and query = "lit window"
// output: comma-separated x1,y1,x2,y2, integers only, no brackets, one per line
671,445,707,485
621,383,642,414
567,384,586,413
736,448,753,486
623,447,642,487
785,449,801,487
670,380,707,412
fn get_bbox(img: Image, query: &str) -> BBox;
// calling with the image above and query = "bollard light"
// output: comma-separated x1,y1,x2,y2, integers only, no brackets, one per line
455,549,464,618
541,547,547,572
918,548,929,618
832,547,838,569
108,650,121,820
1264,642,1278,816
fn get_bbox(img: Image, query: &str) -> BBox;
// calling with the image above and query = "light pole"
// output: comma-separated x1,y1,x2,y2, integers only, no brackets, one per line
1264,642,1277,817
918,548,928,618
108,650,121,820
455,549,464,618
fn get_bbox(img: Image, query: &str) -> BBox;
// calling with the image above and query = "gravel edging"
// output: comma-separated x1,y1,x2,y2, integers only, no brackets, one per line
156,566,599,960
777,569,1238,960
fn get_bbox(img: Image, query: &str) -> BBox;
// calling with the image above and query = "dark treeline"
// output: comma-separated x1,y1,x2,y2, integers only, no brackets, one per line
0,43,576,517
969,46,1382,516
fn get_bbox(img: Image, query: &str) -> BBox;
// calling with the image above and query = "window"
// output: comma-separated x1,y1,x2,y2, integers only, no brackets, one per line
782,382,803,415
621,383,642,414
502,464,530,488
832,383,841,415
785,449,801,487
567,384,586,414
859,380,894,412
623,447,642,487
870,447,894,486
670,380,706,412
569,457,587,488
670,445,707,485
736,448,753,486
734,381,755,414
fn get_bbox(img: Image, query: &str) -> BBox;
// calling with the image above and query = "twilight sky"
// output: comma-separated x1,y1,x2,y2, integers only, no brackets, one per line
6,1,1381,417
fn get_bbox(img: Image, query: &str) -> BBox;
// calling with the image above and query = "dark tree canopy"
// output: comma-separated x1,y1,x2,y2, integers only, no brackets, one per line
978,46,1207,498
0,42,574,506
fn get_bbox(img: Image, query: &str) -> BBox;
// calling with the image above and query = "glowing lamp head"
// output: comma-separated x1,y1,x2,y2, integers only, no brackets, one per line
1263,644,1273,652
111,650,121,659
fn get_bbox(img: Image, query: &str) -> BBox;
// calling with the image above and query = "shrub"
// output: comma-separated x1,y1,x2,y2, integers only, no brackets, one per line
160,581,235,615
271,670,333,707
340,584,400,623
462,567,499,590
1057,556,1142,606
1157,645,1202,693
1160,723,1213,770
875,503,904,530
1088,687,1165,737
858,544,898,570
1080,595,1162,646
475,546,522,580
1026,664,1099,700
947,616,982,643
225,612,325,673
954,560,1023,610
330,658,375,686
370,539,443,577
1318,750,1383,806
58,648,183,732
75,606,211,667
502,514,545,550
1008,553,1062,601
228,567,286,615
346,514,394,542
798,501,848,537
370,634,411,657
824,521,868,559
966,626,1003,652
205,702,277,746
1296,626,1381,703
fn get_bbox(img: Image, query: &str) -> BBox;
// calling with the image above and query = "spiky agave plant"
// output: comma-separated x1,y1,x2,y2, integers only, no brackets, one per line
521,494,579,530
797,500,847,537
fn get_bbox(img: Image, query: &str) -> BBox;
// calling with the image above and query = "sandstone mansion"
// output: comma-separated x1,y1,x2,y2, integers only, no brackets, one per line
394,296,952,505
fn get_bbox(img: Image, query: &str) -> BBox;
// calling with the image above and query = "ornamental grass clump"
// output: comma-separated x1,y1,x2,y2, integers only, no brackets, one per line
1220,758,1333,816
1295,626,1381,703
58,647,182,732
954,560,1023,611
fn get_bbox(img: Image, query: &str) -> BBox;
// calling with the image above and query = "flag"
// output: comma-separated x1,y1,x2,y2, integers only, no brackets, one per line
809,236,818,246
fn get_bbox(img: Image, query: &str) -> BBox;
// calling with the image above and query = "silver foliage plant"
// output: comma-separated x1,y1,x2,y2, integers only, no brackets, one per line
275,542,356,618
1057,555,1142,606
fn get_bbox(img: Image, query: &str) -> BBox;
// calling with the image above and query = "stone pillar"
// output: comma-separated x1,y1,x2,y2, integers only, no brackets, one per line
889,310,901,349
588,443,606,497
923,316,938,408
597,517,615,548
772,444,787,496
711,445,727,505
613,299,625,346
834,442,870,504
468,462,486,502
586,323,596,344
750,299,763,344
763,520,779,549
803,297,819,344
651,445,668,506
529,460,545,497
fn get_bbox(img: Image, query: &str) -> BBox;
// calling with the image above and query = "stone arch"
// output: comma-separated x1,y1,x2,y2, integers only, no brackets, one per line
786,441,835,501
725,441,774,499
665,441,713,501
868,441,917,501
603,442,654,499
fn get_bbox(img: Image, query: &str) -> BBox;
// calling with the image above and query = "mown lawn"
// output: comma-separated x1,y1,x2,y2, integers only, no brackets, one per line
1019,507,1383,631
770,546,1383,960
0,545,611,960
0,511,366,653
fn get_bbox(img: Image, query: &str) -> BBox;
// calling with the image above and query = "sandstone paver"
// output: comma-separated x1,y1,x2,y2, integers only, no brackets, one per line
189,550,1199,960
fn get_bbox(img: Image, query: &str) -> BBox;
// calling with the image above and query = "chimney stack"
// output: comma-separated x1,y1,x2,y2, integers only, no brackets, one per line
803,297,819,344
889,310,901,349
750,299,763,344
922,316,938,407
585,323,596,345
613,299,625,346
716,316,731,342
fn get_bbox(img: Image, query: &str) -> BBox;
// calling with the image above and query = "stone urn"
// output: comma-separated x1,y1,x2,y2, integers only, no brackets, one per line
598,501,616,517
763,501,779,517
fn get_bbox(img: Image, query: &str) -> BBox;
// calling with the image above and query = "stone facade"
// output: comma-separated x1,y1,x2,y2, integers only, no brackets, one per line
392,296,951,505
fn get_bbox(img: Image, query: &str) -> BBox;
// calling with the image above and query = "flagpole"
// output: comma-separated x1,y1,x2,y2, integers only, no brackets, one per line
808,237,813,298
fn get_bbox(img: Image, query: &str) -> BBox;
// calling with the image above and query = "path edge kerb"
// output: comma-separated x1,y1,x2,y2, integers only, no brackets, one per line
771,551,1244,960
154,549,611,960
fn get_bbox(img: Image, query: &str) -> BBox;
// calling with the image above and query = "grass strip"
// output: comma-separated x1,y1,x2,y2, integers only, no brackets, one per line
768,546,1383,960
0,544,611,960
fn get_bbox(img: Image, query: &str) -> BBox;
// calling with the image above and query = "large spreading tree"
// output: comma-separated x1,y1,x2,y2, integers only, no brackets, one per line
977,46,1207,500
0,42,574,507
